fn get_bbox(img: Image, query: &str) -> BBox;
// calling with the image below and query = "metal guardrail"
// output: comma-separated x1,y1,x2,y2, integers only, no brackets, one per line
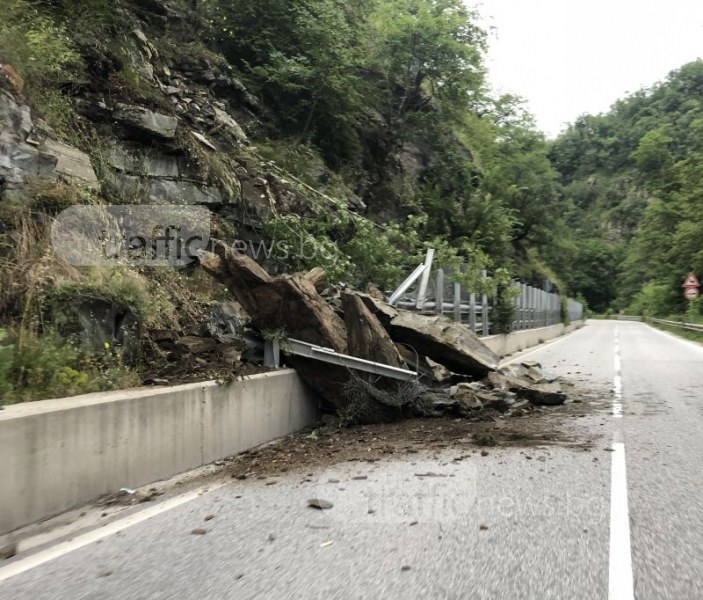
650,318,703,333
263,338,419,381
390,252,583,337
616,315,643,321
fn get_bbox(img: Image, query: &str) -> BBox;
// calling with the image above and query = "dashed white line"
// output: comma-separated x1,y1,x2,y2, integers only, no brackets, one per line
608,441,635,600
613,329,623,418
0,483,224,584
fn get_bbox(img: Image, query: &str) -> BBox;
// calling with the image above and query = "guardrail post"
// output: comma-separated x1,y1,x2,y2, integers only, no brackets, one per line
518,284,524,330
539,290,549,327
436,269,444,316
453,281,461,322
481,270,489,336
469,292,477,333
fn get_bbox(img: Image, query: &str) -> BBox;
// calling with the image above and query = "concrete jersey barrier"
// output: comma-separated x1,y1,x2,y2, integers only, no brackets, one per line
0,370,319,536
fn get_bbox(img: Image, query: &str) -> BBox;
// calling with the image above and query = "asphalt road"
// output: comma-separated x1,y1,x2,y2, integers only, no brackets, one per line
1,320,702,599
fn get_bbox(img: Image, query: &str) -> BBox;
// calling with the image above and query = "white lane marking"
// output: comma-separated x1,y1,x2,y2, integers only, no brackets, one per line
609,441,635,600
613,329,623,418
0,483,225,584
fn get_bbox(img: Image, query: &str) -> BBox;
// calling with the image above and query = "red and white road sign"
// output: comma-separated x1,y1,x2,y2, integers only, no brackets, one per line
683,272,701,288
684,287,700,300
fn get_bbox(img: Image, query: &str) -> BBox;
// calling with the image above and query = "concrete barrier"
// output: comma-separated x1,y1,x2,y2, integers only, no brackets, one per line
483,321,584,359
0,370,318,536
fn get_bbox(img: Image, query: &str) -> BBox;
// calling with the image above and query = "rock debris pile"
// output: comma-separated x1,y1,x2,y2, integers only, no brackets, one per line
196,241,570,424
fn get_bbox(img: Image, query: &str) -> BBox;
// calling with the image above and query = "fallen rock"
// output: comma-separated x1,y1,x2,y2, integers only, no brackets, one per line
342,292,404,368
425,357,452,384
304,267,329,294
175,336,218,354
199,241,347,352
307,498,334,510
388,312,499,377
487,371,567,406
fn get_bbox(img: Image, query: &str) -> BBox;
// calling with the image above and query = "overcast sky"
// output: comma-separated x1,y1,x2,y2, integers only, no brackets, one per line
474,0,703,137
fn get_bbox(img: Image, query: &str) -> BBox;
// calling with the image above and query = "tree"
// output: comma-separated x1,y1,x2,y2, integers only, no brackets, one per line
369,0,486,132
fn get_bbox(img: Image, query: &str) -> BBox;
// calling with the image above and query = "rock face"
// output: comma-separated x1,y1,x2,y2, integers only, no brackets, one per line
41,140,99,189
0,89,98,197
388,312,499,377
113,104,179,140
58,298,141,363
103,142,227,205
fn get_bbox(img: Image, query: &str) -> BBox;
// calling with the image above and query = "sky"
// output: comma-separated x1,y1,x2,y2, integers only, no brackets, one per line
474,0,703,138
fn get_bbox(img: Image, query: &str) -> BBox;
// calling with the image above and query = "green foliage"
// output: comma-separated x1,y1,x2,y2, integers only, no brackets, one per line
212,0,371,165
0,0,82,93
631,127,674,175
565,239,622,313
491,285,518,334
627,283,677,317
0,328,138,404
550,60,703,315
369,0,486,126
0,329,13,399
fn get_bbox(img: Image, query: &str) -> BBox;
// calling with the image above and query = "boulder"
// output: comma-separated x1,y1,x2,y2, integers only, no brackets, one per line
341,292,404,368
388,312,499,377
487,371,566,406
198,241,347,352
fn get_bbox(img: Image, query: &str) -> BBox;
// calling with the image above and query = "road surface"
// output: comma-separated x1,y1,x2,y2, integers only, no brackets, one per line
1,320,702,599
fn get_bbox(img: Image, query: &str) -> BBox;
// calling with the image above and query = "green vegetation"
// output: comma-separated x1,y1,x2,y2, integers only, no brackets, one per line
0,328,139,404
550,60,703,317
9,0,703,400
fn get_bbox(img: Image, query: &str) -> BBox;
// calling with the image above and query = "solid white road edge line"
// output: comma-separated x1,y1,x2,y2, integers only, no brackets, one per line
608,441,634,600
647,322,703,352
0,483,225,584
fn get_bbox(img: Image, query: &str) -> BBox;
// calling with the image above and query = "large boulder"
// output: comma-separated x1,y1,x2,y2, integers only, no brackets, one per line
341,292,404,368
198,241,347,352
388,312,499,377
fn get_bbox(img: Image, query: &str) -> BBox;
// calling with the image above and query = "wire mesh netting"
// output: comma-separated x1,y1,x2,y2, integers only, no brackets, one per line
340,371,429,425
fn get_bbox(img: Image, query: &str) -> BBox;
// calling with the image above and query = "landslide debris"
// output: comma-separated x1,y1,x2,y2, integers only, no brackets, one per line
196,248,571,423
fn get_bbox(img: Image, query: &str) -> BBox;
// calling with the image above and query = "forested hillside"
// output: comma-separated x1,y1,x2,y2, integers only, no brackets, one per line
1,0,576,400
550,60,703,317
3,0,699,401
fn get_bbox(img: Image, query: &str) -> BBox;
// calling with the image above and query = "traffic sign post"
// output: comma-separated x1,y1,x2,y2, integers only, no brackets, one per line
682,272,701,301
